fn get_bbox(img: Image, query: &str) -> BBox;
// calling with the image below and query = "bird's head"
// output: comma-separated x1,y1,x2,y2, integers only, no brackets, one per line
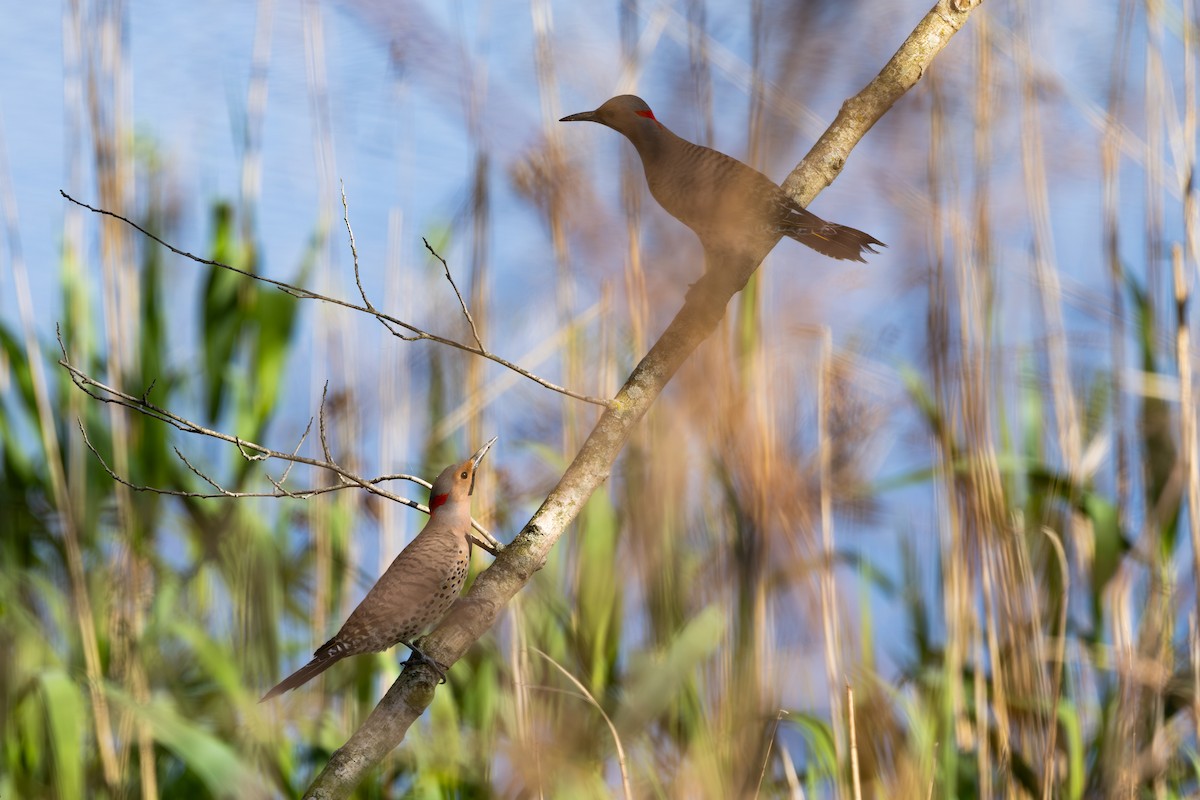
428,436,496,514
560,95,665,139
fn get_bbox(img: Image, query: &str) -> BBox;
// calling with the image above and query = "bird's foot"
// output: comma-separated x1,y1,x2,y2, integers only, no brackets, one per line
468,533,503,557
401,639,450,684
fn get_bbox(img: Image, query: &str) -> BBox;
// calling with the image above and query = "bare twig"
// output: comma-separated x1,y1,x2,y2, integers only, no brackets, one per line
76,421,425,503
340,181,375,312
59,331,500,546
467,534,501,558
277,416,316,485
174,446,229,493
58,190,609,407
317,381,339,470
235,438,271,462
423,237,484,350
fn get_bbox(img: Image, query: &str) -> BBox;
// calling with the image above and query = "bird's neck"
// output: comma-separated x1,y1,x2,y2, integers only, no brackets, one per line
429,503,471,530
623,121,672,162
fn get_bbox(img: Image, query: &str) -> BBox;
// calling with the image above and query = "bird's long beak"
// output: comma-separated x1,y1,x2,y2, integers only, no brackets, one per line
559,109,598,123
471,436,497,469
467,437,497,496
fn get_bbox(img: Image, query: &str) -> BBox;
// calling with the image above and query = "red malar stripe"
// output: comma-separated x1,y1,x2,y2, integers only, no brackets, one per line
429,492,450,511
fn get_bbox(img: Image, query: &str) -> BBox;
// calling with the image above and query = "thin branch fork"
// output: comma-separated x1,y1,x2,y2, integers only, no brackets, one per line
58,334,502,553
59,189,610,408
421,237,484,350
77,420,425,504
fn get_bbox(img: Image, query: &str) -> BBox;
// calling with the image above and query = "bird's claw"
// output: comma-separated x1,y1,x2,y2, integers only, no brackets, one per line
402,640,450,684
468,533,503,557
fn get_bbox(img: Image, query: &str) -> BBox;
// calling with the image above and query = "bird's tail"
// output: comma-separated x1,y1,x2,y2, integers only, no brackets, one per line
790,223,885,263
259,649,348,702
776,200,885,262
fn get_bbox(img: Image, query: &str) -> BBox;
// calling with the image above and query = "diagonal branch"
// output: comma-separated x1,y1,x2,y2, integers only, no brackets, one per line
781,0,983,204
301,2,984,797
59,189,610,407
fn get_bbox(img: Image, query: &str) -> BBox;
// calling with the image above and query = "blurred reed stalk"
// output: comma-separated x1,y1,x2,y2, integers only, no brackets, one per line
77,0,144,792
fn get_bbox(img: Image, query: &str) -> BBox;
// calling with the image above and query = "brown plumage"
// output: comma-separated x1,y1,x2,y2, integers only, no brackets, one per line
260,438,496,702
560,95,883,266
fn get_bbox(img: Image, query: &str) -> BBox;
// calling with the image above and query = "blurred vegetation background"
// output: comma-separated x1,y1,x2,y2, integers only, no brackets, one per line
1,0,1198,797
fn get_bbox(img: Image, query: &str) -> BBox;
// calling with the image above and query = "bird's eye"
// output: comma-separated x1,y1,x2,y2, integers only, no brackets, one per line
460,471,468,480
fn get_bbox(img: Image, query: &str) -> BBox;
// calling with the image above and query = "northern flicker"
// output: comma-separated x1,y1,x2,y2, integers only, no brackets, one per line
260,437,497,701
560,95,883,268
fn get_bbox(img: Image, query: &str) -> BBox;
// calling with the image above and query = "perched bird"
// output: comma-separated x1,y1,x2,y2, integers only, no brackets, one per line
260,437,497,701
560,95,883,269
